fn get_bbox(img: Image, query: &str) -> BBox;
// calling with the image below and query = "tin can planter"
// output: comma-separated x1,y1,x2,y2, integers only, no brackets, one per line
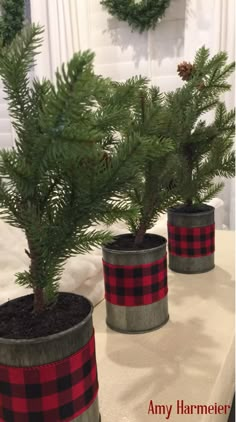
102,234,169,334
0,293,100,422
168,204,215,274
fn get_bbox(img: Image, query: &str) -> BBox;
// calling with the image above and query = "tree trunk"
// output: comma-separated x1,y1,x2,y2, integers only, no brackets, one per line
185,151,193,207
27,237,46,313
33,286,45,313
134,223,146,248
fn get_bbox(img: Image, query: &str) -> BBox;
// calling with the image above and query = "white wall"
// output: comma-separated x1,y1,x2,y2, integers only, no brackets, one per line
88,0,186,92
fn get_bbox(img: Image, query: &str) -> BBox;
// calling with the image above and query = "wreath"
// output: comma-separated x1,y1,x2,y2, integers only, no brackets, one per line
100,0,171,33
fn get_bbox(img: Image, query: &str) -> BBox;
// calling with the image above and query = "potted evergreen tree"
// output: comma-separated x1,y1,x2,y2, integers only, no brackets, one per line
163,47,235,274
0,25,146,421
102,86,178,333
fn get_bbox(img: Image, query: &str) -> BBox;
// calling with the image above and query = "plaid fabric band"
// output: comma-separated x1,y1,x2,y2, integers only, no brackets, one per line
0,331,98,422
103,254,168,306
168,223,215,257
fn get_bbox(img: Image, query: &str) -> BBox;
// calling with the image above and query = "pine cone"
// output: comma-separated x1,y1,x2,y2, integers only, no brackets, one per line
177,61,194,81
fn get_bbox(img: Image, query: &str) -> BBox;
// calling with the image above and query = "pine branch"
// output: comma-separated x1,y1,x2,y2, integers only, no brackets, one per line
164,46,235,205
0,24,44,133
198,182,225,203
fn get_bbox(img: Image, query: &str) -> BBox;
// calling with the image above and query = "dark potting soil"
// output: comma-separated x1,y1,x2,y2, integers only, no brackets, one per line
170,203,213,214
0,293,91,340
106,233,166,251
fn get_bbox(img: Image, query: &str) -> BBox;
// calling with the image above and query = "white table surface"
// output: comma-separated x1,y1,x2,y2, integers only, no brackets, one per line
93,230,235,422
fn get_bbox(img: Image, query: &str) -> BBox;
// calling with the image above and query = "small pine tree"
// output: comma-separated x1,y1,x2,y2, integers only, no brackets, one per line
109,84,178,247
162,46,235,207
0,0,25,46
0,25,148,312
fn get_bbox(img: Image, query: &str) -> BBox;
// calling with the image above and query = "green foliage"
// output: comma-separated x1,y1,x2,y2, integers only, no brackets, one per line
0,0,25,46
110,84,179,245
100,0,171,32
0,25,148,311
162,46,235,206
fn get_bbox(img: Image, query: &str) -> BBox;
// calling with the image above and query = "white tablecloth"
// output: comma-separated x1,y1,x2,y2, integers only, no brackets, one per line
0,215,234,421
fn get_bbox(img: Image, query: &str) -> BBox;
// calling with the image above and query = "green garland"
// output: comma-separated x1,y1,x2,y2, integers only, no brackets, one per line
0,0,25,46
100,0,171,32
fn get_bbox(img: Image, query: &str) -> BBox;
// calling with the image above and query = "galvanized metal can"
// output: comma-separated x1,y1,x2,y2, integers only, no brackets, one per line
102,234,169,334
0,294,100,422
168,205,215,274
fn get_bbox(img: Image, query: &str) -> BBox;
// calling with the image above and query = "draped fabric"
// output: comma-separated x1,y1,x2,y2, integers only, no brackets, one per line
30,0,89,81
212,0,235,229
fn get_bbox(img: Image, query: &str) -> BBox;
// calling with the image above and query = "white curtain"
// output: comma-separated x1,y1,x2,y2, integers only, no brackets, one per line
30,0,89,80
213,0,235,230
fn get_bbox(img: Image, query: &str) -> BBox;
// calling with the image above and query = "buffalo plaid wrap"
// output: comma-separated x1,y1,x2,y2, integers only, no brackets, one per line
168,223,215,257
0,332,98,422
103,254,168,306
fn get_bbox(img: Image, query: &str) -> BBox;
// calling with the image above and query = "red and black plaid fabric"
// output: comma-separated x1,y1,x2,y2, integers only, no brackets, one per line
103,254,168,306
168,223,215,257
0,332,98,422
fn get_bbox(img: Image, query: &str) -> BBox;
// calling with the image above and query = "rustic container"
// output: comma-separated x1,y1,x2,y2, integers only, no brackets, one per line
168,205,215,274
102,234,169,334
0,294,100,422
